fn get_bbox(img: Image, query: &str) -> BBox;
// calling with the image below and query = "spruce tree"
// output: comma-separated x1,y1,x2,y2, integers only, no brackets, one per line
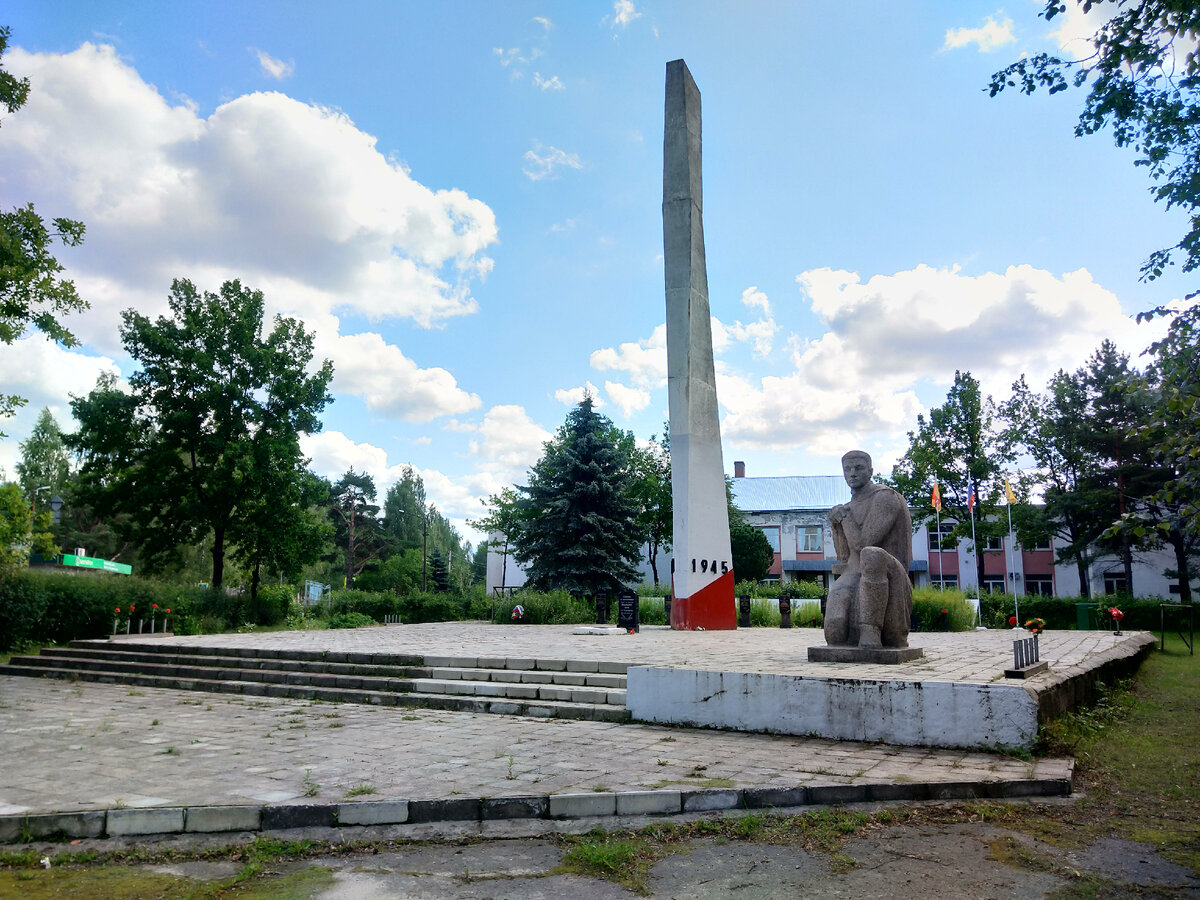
429,548,451,593
512,397,642,597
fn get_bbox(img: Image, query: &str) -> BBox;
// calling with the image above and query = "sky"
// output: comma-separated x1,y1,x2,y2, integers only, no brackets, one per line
1,1,1189,547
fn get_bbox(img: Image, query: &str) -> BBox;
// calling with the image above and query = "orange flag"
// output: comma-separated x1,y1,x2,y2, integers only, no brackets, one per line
931,483,941,512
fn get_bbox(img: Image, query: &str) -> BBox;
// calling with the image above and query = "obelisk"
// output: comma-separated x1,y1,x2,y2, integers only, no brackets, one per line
663,59,736,630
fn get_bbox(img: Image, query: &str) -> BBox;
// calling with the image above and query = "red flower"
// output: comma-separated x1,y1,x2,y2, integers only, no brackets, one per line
1109,607,1124,621
114,607,120,614
166,609,171,614
1008,616,1018,626
152,604,158,610
941,609,948,615
129,605,135,612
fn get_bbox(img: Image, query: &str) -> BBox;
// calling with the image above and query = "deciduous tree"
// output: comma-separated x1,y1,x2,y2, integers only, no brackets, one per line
69,278,333,587
730,523,773,584
0,27,88,430
15,407,71,501
888,371,1014,590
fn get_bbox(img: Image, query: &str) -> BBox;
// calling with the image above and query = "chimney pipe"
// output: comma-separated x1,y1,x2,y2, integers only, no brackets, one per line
734,461,745,478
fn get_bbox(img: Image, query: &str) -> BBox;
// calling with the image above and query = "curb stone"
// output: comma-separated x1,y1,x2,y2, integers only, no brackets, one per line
0,771,1074,842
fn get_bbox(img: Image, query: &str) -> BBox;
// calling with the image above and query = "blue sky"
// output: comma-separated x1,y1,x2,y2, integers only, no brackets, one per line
1,2,1187,545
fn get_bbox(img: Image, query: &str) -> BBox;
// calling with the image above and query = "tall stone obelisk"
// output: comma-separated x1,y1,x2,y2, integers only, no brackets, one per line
663,60,736,630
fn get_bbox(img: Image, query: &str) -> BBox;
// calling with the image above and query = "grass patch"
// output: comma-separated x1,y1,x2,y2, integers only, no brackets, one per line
344,784,376,797
554,807,876,893
1021,648,1200,874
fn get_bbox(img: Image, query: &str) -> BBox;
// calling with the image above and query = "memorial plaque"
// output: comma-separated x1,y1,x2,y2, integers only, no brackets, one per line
738,596,751,628
596,589,609,625
617,590,640,633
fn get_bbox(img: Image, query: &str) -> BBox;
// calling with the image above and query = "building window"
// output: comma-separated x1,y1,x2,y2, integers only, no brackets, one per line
1027,536,1052,551
1103,571,1128,595
930,574,959,588
985,536,1004,551
982,577,1007,593
798,525,822,553
758,527,780,554
1025,576,1054,596
928,524,956,552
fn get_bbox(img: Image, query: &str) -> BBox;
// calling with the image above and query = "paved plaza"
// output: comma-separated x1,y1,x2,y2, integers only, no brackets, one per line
89,621,1142,684
0,623,1142,839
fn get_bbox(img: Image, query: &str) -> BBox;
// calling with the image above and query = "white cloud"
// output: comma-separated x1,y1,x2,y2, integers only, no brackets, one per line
469,405,552,486
253,48,294,80
493,47,524,67
944,15,1016,52
320,330,481,423
300,431,482,528
0,337,122,476
589,324,667,388
533,72,564,91
605,381,650,417
532,16,553,31
739,285,772,316
612,1,642,28
1046,4,1106,60
717,263,1162,457
522,143,582,181
555,382,604,407
0,43,498,419
714,287,778,358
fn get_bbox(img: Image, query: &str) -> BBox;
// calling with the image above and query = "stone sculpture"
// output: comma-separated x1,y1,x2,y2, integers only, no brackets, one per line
809,450,922,663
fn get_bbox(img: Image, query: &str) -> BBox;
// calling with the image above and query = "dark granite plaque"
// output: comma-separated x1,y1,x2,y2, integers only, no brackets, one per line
738,596,751,628
617,590,639,633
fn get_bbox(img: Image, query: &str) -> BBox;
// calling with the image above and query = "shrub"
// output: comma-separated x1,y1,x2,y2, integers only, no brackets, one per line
328,611,376,629
499,590,591,625
0,572,209,651
978,593,1169,631
396,591,469,623
911,587,976,631
248,584,294,626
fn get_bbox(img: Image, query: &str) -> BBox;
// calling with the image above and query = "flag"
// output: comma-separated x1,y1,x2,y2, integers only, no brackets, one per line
931,483,941,512
967,478,976,513
1004,478,1016,505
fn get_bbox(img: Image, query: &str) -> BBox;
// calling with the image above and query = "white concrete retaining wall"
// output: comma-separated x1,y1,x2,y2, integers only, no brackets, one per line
626,667,1039,749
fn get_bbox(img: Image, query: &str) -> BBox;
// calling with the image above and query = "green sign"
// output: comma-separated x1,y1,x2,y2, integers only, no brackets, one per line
61,553,132,576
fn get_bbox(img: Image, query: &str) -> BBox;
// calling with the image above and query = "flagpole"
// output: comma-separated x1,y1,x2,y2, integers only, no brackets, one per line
936,503,943,589
1005,477,1020,626
932,483,944,590
968,479,978,596
1007,496,1017,624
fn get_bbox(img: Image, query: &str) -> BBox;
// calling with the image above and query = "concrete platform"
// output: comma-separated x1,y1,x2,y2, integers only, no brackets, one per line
45,624,1156,750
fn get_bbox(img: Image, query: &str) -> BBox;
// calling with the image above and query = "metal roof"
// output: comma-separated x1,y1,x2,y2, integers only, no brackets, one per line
730,475,851,512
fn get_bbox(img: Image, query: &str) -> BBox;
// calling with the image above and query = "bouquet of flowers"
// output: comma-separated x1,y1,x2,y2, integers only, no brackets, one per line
1109,607,1124,634
1024,617,1046,635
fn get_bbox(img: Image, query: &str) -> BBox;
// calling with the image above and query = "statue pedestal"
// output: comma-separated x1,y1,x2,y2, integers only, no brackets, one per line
807,645,924,664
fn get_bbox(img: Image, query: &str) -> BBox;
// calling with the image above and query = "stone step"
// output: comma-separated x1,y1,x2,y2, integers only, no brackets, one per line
42,646,627,689
68,640,631,674
41,647,434,679
2,664,631,723
6,653,627,706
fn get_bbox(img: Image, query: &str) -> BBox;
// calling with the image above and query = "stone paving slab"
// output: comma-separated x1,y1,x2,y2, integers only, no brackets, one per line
94,622,1147,686
0,674,1070,839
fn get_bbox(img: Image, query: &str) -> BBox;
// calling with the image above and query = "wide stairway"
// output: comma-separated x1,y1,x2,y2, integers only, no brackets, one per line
2,641,630,723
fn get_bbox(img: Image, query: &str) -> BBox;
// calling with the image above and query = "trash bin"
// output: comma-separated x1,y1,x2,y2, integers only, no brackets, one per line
1075,603,1095,631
